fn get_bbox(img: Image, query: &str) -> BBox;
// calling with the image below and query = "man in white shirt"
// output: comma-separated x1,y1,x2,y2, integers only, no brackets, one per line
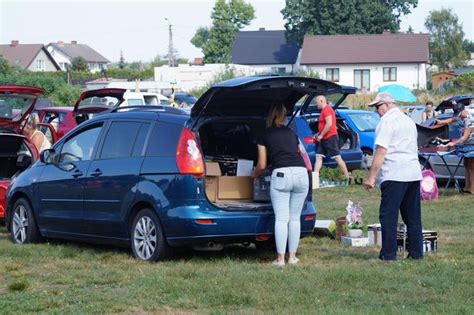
363,92,423,261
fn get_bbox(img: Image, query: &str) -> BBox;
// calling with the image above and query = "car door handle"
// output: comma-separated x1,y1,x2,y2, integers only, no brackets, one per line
72,170,83,178
89,169,102,177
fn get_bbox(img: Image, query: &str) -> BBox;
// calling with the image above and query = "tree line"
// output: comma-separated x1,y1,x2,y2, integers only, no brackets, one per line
192,0,473,71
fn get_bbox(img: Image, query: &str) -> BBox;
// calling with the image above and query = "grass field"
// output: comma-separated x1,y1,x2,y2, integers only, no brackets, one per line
0,185,473,314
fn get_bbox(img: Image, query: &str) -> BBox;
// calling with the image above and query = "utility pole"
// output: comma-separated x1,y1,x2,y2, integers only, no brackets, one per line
165,18,176,67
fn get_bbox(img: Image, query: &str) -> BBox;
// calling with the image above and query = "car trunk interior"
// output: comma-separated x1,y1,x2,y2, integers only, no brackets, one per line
0,133,33,180
197,118,273,210
303,115,357,150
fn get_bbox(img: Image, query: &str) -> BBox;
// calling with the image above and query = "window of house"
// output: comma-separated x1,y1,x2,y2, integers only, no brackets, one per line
36,60,45,71
354,70,370,91
326,68,339,82
383,67,397,81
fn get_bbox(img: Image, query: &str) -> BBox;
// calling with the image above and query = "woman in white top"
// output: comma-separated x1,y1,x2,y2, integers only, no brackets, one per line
22,113,51,152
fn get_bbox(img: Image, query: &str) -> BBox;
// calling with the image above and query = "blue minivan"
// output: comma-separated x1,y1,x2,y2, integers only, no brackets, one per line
6,76,352,261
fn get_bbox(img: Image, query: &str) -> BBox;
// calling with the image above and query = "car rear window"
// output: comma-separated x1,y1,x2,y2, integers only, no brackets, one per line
99,121,150,159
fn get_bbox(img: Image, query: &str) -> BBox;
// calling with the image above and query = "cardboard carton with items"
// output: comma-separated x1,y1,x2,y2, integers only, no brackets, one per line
204,158,271,203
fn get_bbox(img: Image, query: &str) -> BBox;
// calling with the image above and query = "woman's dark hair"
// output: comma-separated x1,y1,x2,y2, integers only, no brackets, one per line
425,100,433,106
266,103,287,128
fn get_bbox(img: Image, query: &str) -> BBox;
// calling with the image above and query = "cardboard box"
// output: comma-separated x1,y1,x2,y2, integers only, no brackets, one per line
341,236,369,247
206,162,222,176
205,176,218,202
205,175,254,202
217,176,253,200
368,224,382,246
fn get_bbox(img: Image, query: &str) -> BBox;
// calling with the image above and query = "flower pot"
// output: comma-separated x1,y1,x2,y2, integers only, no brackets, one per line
347,229,363,238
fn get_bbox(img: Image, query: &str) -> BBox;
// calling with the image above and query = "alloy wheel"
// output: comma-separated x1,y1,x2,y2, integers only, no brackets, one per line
133,216,157,260
12,205,29,243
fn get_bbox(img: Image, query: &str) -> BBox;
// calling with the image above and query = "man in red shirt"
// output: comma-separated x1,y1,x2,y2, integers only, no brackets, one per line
314,95,349,178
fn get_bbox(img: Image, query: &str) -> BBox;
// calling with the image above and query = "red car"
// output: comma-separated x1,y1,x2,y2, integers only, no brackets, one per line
35,88,127,142
0,85,58,220
1,87,128,220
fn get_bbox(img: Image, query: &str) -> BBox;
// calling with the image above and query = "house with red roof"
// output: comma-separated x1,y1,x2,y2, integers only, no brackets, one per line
300,32,430,92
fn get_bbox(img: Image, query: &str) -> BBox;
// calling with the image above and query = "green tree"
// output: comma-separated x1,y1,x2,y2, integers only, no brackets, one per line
70,57,89,72
191,0,255,63
462,39,474,55
282,0,418,45
0,55,14,75
425,8,468,71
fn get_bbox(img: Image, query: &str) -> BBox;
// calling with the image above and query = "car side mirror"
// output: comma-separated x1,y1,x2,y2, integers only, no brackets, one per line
40,148,56,164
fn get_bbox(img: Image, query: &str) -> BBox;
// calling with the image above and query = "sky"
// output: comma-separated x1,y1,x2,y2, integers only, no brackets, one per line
0,0,473,63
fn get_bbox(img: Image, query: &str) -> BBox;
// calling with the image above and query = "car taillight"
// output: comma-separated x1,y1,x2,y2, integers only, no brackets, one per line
303,136,315,144
176,127,204,177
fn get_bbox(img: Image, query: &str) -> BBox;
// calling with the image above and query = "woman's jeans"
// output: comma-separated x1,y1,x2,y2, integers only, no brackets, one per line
270,167,309,254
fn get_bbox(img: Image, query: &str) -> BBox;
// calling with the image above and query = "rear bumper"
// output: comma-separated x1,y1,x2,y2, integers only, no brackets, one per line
162,201,316,247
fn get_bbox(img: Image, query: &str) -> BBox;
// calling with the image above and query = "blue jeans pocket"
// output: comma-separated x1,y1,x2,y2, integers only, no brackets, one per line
272,173,288,191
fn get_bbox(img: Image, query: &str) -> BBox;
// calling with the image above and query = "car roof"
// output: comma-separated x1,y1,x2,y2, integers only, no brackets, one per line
336,109,377,114
93,109,188,125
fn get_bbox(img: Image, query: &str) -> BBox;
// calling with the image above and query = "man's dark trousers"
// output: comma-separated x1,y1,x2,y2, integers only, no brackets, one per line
379,180,423,260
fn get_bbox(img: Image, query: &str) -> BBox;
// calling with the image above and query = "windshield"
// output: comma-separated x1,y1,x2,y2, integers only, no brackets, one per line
0,95,35,121
347,112,380,132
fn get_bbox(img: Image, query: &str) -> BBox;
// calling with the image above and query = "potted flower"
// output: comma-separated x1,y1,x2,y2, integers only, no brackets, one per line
345,200,366,238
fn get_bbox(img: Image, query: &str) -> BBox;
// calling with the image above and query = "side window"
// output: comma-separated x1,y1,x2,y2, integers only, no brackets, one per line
132,123,151,157
59,124,103,163
100,121,149,159
146,122,182,156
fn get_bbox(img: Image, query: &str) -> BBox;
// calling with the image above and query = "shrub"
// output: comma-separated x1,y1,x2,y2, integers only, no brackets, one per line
49,84,82,106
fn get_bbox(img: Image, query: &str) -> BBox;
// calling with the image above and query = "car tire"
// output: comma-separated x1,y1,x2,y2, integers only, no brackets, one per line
361,149,373,170
10,198,42,244
131,208,168,262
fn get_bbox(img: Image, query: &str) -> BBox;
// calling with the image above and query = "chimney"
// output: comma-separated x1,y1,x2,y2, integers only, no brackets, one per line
71,40,77,44
58,40,64,47
10,40,19,47
193,57,203,65
259,27,265,31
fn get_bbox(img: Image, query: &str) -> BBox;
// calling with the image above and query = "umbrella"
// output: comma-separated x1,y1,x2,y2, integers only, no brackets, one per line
378,84,416,103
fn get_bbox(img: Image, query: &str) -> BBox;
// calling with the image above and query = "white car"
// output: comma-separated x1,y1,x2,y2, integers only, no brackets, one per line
122,92,168,106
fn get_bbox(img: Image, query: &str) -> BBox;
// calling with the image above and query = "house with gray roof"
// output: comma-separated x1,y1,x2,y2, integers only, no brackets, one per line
46,41,110,73
231,28,300,74
0,40,60,71
300,32,430,92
